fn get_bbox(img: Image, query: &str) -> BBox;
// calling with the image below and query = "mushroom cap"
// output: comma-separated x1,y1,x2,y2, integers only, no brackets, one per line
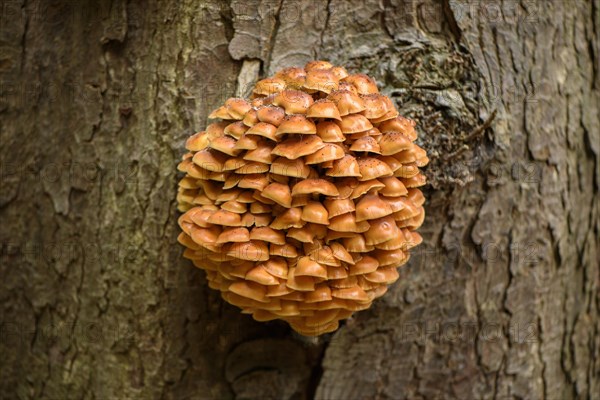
316,121,346,142
349,136,381,154
337,114,373,133
274,67,307,88
254,78,287,96
262,183,292,208
342,73,379,95
177,61,427,336
324,198,356,218
246,122,280,141
291,179,340,197
274,90,314,114
256,105,286,126
272,135,325,159
304,69,339,93
270,157,311,178
355,194,394,221
305,144,345,164
326,155,362,177
276,114,317,135
357,157,393,181
327,90,366,115
307,99,342,120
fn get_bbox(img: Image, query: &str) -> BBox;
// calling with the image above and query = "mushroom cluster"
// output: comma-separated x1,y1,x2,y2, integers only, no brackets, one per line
177,61,428,336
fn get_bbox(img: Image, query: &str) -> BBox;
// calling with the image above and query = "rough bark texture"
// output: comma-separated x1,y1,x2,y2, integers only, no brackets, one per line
0,0,598,399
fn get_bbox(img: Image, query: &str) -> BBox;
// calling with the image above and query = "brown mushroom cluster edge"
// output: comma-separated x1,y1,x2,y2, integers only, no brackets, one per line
177,61,428,336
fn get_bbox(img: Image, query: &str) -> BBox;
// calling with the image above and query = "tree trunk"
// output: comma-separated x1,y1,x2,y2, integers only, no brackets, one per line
1,0,598,398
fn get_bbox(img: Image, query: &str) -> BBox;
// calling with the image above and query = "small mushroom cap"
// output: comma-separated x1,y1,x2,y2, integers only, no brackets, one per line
295,257,328,279
378,116,418,140
288,224,326,243
286,269,316,291
361,93,390,119
272,135,325,159
342,234,374,252
245,265,280,285
303,69,339,93
270,157,311,178
365,216,400,245
394,163,420,178
407,188,426,207
306,99,342,120
236,162,269,174
305,144,345,165
227,241,270,261
291,179,340,197
250,226,286,245
379,176,408,196
342,74,379,95
261,182,292,208
370,108,399,124
326,155,362,177
242,108,259,126
224,121,249,139
208,105,231,120
276,114,317,135
355,194,394,221
349,136,381,154
270,243,299,258
270,207,303,229
221,200,247,213
223,157,247,171
260,257,289,279
272,300,302,317
243,141,275,164
216,227,250,244
332,286,369,301
327,265,349,279
364,266,400,283
330,66,349,80
348,255,380,275
192,149,228,172
256,105,286,126
274,90,314,114
316,121,346,143
357,157,393,181
327,90,366,115
254,77,287,96
304,284,333,303
207,209,242,226
301,201,330,224
235,134,261,150
337,114,373,133
350,179,385,199
185,132,209,151
324,198,356,218
328,242,355,264
229,281,270,303
206,121,229,137
238,173,269,190
329,275,358,289
401,172,427,188
305,60,334,71
328,213,370,233
225,98,252,119
246,122,280,141
274,67,307,88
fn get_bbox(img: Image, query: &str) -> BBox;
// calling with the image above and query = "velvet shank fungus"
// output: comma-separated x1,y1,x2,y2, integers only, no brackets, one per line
177,61,428,336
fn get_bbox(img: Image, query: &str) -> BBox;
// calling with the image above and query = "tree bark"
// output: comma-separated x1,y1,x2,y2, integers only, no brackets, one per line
1,0,598,399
